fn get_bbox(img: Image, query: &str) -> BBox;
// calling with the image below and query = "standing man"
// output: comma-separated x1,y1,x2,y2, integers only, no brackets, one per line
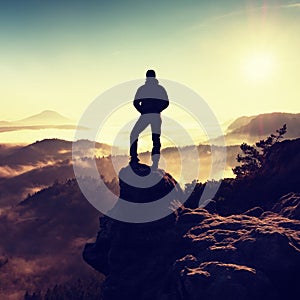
130,70,169,169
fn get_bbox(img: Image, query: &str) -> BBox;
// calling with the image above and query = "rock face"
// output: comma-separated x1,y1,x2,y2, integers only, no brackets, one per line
83,163,300,300
119,163,180,203
107,163,183,223
176,209,300,300
83,164,184,299
272,192,300,220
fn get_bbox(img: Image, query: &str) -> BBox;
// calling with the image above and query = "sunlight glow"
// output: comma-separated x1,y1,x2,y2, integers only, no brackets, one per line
243,53,275,81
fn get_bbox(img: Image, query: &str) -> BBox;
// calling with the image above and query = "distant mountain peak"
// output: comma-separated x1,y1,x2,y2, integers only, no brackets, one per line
16,110,73,125
40,109,61,115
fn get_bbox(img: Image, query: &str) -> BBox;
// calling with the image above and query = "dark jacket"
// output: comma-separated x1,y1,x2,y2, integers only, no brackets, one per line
133,78,169,114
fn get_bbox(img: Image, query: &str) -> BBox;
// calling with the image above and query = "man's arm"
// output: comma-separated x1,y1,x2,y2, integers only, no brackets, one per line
133,87,143,113
160,87,169,111
133,99,143,113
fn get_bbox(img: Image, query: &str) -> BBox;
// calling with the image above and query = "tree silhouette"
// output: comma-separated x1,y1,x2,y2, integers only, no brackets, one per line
233,124,287,178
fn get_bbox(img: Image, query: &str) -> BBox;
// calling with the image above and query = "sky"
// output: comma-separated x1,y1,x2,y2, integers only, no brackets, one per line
0,0,300,143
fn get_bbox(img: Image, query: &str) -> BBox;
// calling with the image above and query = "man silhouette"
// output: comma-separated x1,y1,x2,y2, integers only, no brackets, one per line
130,70,169,169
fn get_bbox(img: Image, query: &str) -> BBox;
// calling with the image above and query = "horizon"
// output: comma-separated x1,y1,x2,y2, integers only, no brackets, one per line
0,109,299,145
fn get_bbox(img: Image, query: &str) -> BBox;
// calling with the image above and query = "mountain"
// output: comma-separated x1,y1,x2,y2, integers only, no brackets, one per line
0,110,82,134
217,112,300,145
226,115,256,132
0,138,113,167
3,110,73,126
0,178,109,299
0,138,240,207
231,112,300,137
0,136,299,299
84,138,300,300
0,138,118,205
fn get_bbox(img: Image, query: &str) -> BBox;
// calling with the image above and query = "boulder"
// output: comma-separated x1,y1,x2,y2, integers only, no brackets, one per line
83,164,184,299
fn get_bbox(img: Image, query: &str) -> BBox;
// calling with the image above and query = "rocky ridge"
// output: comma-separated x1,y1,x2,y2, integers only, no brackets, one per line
83,160,300,300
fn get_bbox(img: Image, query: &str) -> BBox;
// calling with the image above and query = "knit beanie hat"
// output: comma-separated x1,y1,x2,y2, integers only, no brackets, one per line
146,69,156,78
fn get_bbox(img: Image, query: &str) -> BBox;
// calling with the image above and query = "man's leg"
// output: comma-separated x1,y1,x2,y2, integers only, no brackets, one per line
129,115,149,163
150,114,162,168
151,133,161,155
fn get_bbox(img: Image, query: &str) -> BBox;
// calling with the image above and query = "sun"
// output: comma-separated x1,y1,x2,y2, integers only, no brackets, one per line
243,53,275,82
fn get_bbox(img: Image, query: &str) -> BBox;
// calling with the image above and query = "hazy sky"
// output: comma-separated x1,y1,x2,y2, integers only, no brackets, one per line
1,0,300,124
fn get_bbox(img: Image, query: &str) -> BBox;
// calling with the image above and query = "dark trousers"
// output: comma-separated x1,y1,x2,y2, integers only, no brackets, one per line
130,114,162,159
